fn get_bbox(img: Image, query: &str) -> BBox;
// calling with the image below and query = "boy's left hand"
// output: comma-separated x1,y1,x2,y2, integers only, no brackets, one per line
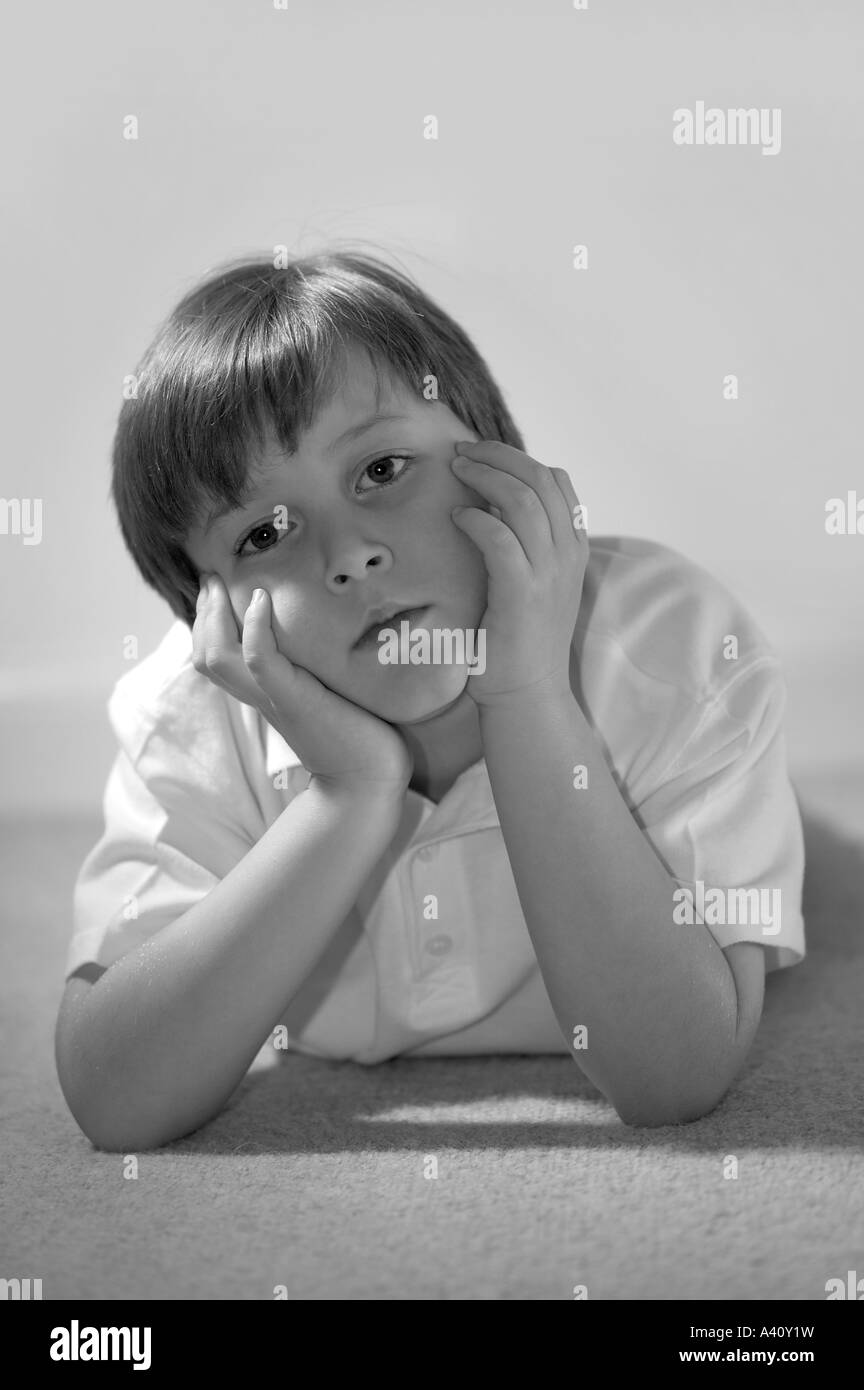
450,440,589,709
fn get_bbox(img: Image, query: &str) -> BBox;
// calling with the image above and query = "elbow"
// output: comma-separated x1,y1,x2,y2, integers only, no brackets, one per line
68,1113,138,1154
606,1052,749,1129
61,1090,187,1153
55,1063,147,1152
584,987,759,1129
58,1064,194,1151
614,1085,731,1129
56,1051,221,1152
63,1099,162,1153
55,1035,175,1154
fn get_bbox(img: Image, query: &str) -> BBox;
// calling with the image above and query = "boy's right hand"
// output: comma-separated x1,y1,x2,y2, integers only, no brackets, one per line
192,575,414,799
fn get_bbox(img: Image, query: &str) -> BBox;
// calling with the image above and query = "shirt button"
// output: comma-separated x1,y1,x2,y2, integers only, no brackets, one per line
425,933,453,955
416,845,438,862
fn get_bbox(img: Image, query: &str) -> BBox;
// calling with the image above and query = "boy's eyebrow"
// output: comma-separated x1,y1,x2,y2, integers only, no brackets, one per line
202,487,259,537
323,410,412,455
202,411,413,536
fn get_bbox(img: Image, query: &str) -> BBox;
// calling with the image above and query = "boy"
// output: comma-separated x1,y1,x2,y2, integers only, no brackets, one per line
55,251,806,1150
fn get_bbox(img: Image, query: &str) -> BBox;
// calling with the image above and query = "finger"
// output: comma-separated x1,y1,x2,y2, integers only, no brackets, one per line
192,576,234,687
550,466,589,544
195,575,261,702
451,505,529,591
457,440,576,547
452,455,552,567
455,439,545,469
191,577,211,674
453,442,571,568
241,587,285,688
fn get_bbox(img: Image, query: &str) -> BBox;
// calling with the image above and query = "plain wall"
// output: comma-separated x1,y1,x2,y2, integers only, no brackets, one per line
1,0,862,812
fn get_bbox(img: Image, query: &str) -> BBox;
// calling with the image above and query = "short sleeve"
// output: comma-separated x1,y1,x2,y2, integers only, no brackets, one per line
65,665,303,979
632,658,806,972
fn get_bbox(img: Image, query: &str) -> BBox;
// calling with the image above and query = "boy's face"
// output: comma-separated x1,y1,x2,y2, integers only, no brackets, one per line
184,344,493,723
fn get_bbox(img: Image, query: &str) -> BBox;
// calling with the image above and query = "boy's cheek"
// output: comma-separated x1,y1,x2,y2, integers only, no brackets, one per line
263,590,310,639
269,604,333,672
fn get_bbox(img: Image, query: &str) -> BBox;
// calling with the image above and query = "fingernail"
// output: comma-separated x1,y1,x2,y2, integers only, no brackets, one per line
252,587,266,603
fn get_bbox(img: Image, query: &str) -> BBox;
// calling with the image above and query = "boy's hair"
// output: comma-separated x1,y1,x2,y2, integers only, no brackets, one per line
111,247,526,628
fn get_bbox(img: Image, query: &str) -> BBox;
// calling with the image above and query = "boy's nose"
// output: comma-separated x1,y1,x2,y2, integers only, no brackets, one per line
327,547,393,589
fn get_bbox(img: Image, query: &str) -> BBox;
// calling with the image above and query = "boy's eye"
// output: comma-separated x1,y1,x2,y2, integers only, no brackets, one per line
235,519,285,557
233,454,414,558
355,453,414,493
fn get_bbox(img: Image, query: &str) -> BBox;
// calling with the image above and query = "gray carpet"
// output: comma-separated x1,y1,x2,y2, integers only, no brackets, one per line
1,773,862,1300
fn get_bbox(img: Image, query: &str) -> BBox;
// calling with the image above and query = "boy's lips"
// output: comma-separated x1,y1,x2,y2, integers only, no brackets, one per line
353,606,430,648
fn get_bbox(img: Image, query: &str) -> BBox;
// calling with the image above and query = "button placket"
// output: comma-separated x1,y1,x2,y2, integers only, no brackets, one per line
425,933,453,956
410,841,459,977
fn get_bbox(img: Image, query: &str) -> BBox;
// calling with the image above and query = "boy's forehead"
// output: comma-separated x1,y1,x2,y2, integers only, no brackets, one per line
257,352,421,464
305,351,415,445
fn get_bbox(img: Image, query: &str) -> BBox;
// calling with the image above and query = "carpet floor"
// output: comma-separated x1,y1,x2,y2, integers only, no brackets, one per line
1,770,862,1300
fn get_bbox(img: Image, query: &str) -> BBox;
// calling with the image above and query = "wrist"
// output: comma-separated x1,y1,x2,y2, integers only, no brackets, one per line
476,677,573,717
308,773,409,806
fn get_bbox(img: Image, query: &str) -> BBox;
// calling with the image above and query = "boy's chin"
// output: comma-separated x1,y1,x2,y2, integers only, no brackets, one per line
361,668,471,724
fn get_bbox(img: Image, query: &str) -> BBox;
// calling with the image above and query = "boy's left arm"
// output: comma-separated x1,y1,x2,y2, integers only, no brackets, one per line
449,440,766,1127
477,686,765,1127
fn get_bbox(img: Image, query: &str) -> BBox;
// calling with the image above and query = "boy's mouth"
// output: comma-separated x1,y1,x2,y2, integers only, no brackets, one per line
354,606,430,649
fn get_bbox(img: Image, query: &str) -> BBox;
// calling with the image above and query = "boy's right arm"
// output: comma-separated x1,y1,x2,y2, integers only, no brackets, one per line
55,778,404,1152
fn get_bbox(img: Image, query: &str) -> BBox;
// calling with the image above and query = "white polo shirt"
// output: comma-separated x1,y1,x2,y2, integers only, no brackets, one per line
66,537,806,1063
